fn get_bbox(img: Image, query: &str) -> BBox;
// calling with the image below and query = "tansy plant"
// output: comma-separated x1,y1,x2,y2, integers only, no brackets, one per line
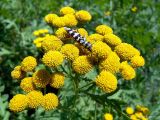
10,6,145,119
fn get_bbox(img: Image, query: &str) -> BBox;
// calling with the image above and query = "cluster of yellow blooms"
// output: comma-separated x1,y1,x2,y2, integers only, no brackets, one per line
10,6,145,117
126,105,149,120
104,113,113,120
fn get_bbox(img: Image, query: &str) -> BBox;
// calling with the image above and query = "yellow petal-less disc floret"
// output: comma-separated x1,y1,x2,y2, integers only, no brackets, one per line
20,77,35,92
44,14,58,24
55,27,70,40
87,34,104,44
60,6,75,15
33,69,51,88
114,43,140,61
52,17,65,27
120,61,136,80
42,93,59,111
91,41,112,60
21,56,37,72
95,71,117,93
50,73,65,89
62,14,78,27
131,55,145,68
73,56,93,74
99,52,120,74
75,10,92,22
33,37,44,48
136,105,149,115
96,25,113,35
126,107,134,115
104,113,113,120
61,44,79,61
33,29,49,37
9,94,28,112
130,114,138,120
11,69,25,80
42,51,64,68
104,33,122,47
41,35,63,52
77,28,88,37
27,90,43,108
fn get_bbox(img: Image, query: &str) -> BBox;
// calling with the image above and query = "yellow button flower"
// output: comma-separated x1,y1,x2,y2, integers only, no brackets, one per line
75,10,92,22
77,28,88,37
20,77,35,92
21,56,37,72
104,113,113,120
130,114,138,120
120,61,136,80
87,34,104,44
62,14,78,27
95,71,117,93
42,51,64,68
131,55,145,68
99,52,120,74
61,44,79,61
96,25,113,35
42,93,59,111
9,94,28,112
33,29,49,37
41,35,63,52
33,69,51,88
104,33,122,47
11,69,25,80
73,56,93,74
50,73,65,89
60,6,75,15
27,90,43,108
91,41,112,60
52,17,65,27
115,43,140,61
126,107,134,115
44,13,58,24
55,27,70,40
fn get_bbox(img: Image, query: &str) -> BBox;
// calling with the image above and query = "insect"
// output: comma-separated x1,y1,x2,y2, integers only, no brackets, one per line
64,27,92,51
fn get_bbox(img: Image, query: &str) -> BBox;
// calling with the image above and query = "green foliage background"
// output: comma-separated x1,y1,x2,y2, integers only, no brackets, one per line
0,0,160,120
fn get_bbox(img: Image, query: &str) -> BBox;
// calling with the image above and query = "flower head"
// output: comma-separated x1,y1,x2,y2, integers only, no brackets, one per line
120,61,136,80
21,56,37,72
42,93,59,111
126,107,134,115
96,25,113,35
33,37,44,48
33,69,51,88
95,71,117,93
75,10,92,22
11,69,25,80
50,73,65,88
104,33,122,47
33,29,48,37
27,90,43,108
77,28,88,37
131,55,145,68
115,43,140,61
104,113,113,120
20,77,35,92
41,35,63,52
42,51,64,68
91,41,112,60
55,27,70,40
99,52,120,74
9,94,28,112
61,44,79,61
60,6,75,15
131,6,138,12
87,34,104,44
52,17,65,27
62,14,78,27
73,56,93,74
44,14,58,24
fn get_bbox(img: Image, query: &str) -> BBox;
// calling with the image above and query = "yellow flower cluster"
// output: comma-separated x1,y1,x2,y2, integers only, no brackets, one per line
104,113,113,120
126,106,149,120
10,7,146,113
44,6,91,28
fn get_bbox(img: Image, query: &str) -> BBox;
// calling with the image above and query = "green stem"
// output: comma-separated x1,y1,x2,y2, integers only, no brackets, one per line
79,81,94,90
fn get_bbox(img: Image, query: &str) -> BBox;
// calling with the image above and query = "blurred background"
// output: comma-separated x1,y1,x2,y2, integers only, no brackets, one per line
0,0,160,120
